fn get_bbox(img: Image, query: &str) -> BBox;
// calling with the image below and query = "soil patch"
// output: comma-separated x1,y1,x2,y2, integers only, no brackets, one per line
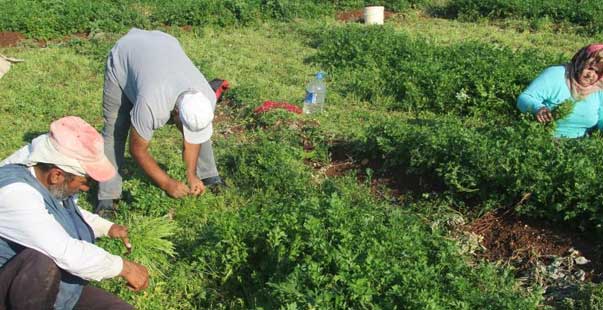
468,210,603,282
213,98,247,138
59,32,89,43
336,9,394,23
469,211,570,263
213,110,231,124
323,143,444,198
360,168,444,199
325,160,358,177
0,32,25,47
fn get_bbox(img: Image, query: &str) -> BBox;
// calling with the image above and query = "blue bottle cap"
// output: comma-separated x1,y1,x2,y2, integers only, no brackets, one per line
316,71,326,80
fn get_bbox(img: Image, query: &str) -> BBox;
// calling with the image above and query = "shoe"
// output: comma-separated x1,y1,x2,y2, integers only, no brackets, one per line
209,78,229,101
94,199,118,220
202,176,227,193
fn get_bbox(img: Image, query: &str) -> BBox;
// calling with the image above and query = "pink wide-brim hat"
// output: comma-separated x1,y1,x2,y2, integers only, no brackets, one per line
49,116,116,182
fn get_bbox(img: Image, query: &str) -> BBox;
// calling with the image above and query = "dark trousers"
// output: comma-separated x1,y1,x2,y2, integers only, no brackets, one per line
0,249,132,310
74,286,133,310
0,248,60,310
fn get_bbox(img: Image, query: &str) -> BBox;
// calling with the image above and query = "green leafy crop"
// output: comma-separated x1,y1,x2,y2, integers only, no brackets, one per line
98,214,176,277
0,0,420,39
356,113,603,231
314,24,562,123
552,99,576,121
444,0,603,36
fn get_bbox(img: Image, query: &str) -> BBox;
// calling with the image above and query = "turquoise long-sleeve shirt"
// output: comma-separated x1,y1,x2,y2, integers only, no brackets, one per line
517,65,603,138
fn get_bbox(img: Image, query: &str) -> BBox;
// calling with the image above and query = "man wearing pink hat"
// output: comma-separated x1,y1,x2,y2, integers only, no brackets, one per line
0,116,148,309
97,28,228,215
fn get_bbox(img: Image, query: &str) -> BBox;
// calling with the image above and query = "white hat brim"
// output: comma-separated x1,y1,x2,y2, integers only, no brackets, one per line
183,122,213,144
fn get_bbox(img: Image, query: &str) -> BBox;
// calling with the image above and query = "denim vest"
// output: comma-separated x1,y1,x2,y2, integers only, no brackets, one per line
0,164,94,310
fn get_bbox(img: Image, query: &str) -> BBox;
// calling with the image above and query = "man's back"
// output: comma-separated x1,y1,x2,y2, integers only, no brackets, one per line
107,28,216,132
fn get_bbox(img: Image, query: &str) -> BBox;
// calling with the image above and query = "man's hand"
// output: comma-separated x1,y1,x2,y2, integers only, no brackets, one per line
187,175,206,196
536,107,553,123
164,178,190,198
108,224,132,253
120,259,149,291
182,140,202,196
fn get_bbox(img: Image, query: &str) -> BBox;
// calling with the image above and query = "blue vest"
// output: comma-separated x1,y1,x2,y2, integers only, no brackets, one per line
0,164,95,310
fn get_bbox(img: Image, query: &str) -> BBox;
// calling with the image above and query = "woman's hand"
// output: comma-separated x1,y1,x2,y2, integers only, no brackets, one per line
535,107,553,123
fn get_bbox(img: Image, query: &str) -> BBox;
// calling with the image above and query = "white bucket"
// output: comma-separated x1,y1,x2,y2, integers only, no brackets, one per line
364,6,384,25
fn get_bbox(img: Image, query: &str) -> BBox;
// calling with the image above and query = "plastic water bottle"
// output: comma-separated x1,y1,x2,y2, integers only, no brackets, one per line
303,71,327,114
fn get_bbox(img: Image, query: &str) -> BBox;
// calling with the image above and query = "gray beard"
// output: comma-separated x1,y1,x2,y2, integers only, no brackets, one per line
48,182,76,201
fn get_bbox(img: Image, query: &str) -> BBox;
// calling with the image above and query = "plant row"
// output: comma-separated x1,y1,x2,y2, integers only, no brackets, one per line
0,0,418,39
314,24,603,232
177,126,541,309
314,25,562,123
95,117,542,309
354,114,603,232
441,0,603,35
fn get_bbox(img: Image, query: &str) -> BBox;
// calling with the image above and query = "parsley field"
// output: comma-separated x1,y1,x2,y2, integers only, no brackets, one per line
3,1,603,309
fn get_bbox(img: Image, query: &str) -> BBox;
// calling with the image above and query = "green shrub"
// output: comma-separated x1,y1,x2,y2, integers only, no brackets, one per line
0,0,147,39
220,132,311,199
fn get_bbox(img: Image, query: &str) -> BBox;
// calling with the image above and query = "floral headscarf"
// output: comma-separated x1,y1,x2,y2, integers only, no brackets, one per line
566,43,603,100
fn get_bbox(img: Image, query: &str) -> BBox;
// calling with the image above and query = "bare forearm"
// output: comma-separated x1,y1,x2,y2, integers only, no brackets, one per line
129,128,172,189
130,127,190,198
182,140,205,196
182,141,201,178
131,148,171,189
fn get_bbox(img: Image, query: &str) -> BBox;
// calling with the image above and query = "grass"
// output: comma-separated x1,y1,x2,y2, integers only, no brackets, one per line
178,22,321,107
0,47,103,157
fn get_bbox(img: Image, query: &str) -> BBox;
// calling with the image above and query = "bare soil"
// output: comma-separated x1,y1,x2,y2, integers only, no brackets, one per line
212,98,246,138
469,211,570,261
325,160,358,177
468,210,603,281
325,143,444,199
0,32,25,47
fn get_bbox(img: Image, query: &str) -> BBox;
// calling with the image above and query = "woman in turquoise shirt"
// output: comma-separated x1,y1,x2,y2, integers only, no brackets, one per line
517,44,603,138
